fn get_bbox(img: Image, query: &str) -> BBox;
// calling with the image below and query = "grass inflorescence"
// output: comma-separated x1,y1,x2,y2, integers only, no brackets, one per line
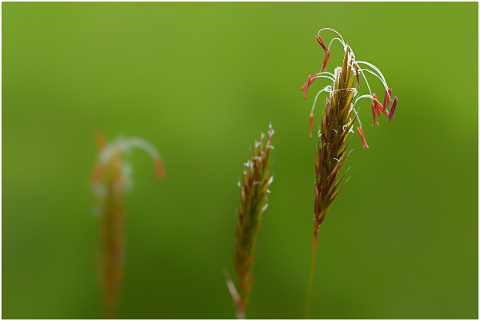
300,28,398,317
91,133,164,319
225,124,275,319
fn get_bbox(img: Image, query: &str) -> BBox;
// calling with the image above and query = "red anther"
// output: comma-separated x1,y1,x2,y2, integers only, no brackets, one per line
155,158,165,180
309,113,314,137
388,96,398,122
372,94,389,117
302,75,310,100
326,98,331,107
383,88,392,109
355,64,361,88
372,94,381,117
371,101,379,126
315,35,328,51
316,35,331,72
301,73,318,100
322,50,330,72
356,127,369,149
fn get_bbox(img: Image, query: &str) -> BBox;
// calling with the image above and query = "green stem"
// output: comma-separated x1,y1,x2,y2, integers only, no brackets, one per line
304,235,318,319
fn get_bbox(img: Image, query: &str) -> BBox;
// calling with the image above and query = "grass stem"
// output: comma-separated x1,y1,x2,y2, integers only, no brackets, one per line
305,234,318,319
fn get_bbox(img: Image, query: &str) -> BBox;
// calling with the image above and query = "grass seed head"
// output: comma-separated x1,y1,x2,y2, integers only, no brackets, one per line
300,28,398,240
91,133,164,318
226,125,274,319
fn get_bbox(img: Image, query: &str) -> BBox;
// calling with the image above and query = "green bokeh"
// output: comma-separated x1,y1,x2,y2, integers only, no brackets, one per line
3,2,477,319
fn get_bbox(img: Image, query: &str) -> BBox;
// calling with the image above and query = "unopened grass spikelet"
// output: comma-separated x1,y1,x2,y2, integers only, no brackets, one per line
225,125,275,319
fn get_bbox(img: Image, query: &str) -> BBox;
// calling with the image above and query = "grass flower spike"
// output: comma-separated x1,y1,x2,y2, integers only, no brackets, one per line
226,125,275,319
300,28,398,316
90,133,164,319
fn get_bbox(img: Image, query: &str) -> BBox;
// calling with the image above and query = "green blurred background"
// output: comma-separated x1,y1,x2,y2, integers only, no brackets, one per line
3,2,478,319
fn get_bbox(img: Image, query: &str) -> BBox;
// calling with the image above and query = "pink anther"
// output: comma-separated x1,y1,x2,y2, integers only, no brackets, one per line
388,96,398,122
316,36,331,72
356,127,369,149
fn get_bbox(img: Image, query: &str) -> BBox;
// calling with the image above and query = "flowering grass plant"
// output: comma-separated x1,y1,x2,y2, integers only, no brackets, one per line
300,28,398,316
90,133,164,318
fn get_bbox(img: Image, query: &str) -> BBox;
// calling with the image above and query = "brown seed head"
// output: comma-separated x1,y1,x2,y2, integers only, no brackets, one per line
91,135,164,318
301,28,397,238
229,125,274,318
313,49,357,238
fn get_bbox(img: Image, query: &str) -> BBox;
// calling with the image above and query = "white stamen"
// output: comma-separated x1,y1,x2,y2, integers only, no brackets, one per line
244,160,254,168
327,37,347,52
359,68,390,94
267,176,274,186
333,67,342,80
357,65,373,98
314,74,335,82
355,94,374,105
318,28,345,45
343,118,355,134
356,61,389,91
352,107,363,128
315,71,335,78
311,85,332,115
268,125,275,136
122,137,161,160
99,136,162,166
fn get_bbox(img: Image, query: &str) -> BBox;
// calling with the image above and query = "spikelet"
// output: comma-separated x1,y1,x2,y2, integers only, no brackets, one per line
90,133,164,319
225,125,274,319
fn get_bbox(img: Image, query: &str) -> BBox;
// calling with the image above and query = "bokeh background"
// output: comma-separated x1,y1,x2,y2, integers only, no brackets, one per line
3,2,478,319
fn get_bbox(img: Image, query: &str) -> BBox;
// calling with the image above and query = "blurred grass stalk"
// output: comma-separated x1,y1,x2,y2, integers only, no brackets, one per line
91,133,164,318
225,125,275,319
300,28,397,317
